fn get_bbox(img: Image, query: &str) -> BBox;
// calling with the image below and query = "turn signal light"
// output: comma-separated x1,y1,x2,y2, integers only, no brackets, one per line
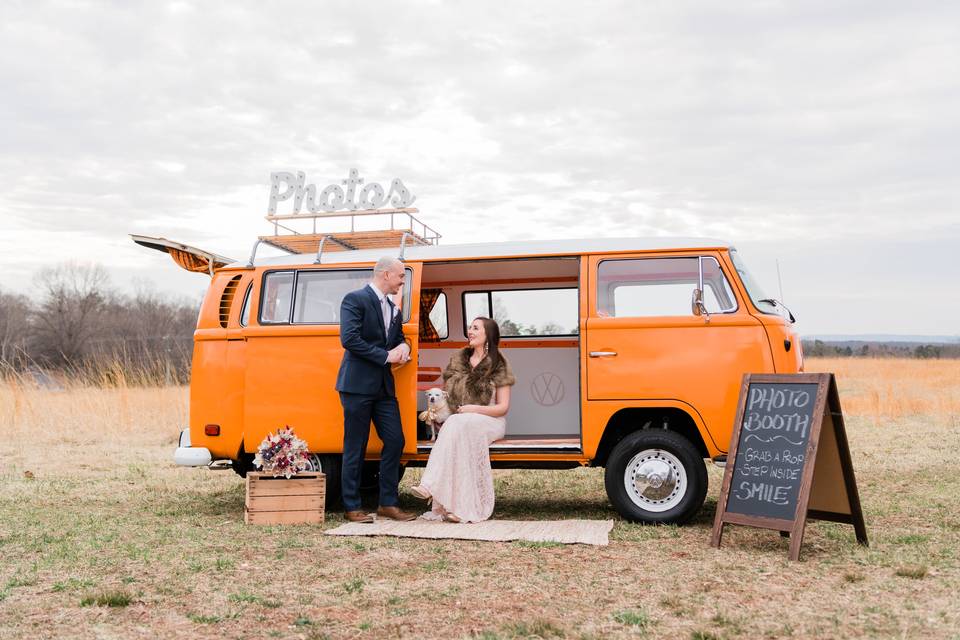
204,424,221,436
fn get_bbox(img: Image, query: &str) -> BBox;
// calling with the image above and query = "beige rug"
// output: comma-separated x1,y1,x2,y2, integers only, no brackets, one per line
325,518,614,546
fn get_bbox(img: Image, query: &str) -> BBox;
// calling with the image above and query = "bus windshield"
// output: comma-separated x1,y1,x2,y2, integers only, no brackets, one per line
729,249,779,316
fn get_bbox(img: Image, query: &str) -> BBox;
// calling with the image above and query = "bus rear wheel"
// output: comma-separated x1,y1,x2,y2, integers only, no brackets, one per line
306,454,342,510
604,429,707,524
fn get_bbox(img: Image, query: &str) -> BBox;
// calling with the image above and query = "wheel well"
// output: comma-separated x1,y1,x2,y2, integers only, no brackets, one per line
593,408,708,467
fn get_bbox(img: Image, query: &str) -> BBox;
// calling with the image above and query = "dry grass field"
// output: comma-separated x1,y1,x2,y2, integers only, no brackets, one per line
1,357,958,639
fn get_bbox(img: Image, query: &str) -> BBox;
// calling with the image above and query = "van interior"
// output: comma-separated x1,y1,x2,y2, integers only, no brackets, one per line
414,257,581,454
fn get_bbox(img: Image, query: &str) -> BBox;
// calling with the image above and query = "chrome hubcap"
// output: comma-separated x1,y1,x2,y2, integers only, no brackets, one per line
305,454,323,473
624,448,686,513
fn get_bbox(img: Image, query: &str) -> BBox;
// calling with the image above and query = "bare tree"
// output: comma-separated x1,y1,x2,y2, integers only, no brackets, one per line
0,289,32,367
30,263,110,365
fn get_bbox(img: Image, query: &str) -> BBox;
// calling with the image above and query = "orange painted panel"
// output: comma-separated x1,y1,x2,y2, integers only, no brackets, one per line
242,327,420,456
584,253,774,455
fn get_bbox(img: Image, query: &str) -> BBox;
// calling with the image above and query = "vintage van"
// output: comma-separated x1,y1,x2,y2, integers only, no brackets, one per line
133,231,801,524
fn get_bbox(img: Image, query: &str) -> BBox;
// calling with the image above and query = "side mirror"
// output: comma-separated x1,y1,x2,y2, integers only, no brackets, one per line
691,288,711,323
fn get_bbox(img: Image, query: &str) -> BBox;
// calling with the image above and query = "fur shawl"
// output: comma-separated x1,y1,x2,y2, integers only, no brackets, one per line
442,348,516,411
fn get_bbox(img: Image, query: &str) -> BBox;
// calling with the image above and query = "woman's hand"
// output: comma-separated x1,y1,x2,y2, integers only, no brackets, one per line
457,404,481,414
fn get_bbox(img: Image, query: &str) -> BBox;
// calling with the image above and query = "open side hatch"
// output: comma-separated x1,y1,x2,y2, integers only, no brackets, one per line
130,234,235,275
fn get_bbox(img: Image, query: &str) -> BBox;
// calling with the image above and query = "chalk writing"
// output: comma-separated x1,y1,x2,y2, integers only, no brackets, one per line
725,382,818,520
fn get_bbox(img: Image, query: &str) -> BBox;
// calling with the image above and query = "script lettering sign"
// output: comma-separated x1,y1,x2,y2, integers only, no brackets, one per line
710,373,868,561
268,169,416,216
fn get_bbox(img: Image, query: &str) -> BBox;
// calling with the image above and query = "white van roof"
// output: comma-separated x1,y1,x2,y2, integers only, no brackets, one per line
234,236,733,268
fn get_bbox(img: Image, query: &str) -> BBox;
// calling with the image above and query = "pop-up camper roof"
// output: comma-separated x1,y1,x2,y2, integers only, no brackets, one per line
130,235,235,275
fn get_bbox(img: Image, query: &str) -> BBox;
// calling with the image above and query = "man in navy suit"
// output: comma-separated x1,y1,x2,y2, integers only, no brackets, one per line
336,257,417,523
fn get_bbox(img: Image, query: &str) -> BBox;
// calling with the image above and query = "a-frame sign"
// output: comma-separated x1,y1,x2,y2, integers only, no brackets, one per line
711,373,868,561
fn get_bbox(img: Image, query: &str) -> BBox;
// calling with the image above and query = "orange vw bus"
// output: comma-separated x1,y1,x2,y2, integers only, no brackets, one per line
134,225,801,524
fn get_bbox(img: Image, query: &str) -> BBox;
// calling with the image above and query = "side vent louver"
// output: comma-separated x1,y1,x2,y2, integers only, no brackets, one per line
219,275,242,328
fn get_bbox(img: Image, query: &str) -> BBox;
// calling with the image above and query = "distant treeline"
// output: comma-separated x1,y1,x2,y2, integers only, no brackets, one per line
0,263,199,385
3,263,956,387
802,339,960,359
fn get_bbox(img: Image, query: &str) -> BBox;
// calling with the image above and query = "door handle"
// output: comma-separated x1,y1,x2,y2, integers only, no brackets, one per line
589,351,618,358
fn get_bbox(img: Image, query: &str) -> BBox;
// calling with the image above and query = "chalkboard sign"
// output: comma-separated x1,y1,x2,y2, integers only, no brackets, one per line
711,373,868,561
725,382,818,520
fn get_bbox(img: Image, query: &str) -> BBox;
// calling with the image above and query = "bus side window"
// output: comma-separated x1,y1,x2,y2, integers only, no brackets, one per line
239,283,253,327
260,271,294,324
597,257,737,317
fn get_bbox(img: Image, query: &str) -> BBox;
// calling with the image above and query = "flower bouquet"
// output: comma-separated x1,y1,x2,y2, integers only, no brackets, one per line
253,426,310,479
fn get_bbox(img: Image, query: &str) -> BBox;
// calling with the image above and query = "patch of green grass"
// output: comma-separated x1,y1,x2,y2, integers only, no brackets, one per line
52,577,96,592
294,615,314,627
513,540,564,549
422,558,450,572
278,537,308,549
502,619,566,638
691,632,720,640
893,533,930,545
343,576,364,594
612,523,682,542
228,591,280,607
843,571,865,583
188,613,223,624
79,589,132,608
894,564,928,579
6,574,38,589
214,557,235,571
710,612,742,632
613,608,651,629
386,593,410,616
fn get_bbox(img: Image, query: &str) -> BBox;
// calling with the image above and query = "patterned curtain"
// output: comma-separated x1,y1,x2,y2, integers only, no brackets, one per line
418,288,443,342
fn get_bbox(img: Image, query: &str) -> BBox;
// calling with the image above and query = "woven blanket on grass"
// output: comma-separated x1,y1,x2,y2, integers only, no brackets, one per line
325,519,614,546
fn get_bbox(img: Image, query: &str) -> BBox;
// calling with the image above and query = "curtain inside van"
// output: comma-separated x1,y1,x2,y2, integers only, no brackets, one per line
419,289,442,342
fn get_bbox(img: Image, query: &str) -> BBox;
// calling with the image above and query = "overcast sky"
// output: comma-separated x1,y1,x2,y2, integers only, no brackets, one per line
1,1,957,336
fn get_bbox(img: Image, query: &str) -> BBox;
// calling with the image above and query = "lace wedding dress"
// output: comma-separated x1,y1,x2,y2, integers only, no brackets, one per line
417,396,505,523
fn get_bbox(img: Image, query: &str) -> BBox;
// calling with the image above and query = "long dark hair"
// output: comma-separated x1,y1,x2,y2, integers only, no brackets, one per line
473,316,502,370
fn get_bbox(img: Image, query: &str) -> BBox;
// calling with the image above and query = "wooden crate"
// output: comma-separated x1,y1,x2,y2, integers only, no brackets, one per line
244,472,325,525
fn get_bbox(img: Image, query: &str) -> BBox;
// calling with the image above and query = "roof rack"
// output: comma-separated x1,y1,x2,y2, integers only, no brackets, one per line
248,208,441,266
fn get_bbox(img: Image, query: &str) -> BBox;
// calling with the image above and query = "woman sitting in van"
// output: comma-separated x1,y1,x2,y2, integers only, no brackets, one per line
410,317,515,522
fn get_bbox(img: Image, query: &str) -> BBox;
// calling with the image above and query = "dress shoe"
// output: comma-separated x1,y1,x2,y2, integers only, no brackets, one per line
344,510,374,523
376,505,418,521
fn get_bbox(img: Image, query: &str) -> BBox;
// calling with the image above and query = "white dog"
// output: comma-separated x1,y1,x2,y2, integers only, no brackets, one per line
418,388,451,441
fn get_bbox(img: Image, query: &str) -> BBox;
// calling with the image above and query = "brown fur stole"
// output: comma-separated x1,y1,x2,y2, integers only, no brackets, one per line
442,348,516,411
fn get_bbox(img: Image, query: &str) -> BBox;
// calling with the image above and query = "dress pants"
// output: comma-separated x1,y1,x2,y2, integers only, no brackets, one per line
339,383,404,511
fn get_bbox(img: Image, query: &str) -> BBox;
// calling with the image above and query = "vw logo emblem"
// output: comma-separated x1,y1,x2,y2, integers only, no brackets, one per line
531,372,564,406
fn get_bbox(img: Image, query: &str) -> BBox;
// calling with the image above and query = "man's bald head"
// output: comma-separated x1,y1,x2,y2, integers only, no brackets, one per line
373,256,406,295
374,256,403,275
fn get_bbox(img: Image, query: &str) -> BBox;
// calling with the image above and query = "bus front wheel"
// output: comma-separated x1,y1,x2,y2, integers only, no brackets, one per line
604,429,707,525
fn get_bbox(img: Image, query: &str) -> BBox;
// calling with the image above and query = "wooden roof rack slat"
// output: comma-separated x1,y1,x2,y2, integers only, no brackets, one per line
249,206,440,265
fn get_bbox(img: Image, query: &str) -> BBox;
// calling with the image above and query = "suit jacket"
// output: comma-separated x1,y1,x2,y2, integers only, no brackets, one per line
335,285,405,395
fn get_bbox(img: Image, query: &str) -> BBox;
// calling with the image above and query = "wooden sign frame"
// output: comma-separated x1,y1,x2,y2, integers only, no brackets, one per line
710,373,868,560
